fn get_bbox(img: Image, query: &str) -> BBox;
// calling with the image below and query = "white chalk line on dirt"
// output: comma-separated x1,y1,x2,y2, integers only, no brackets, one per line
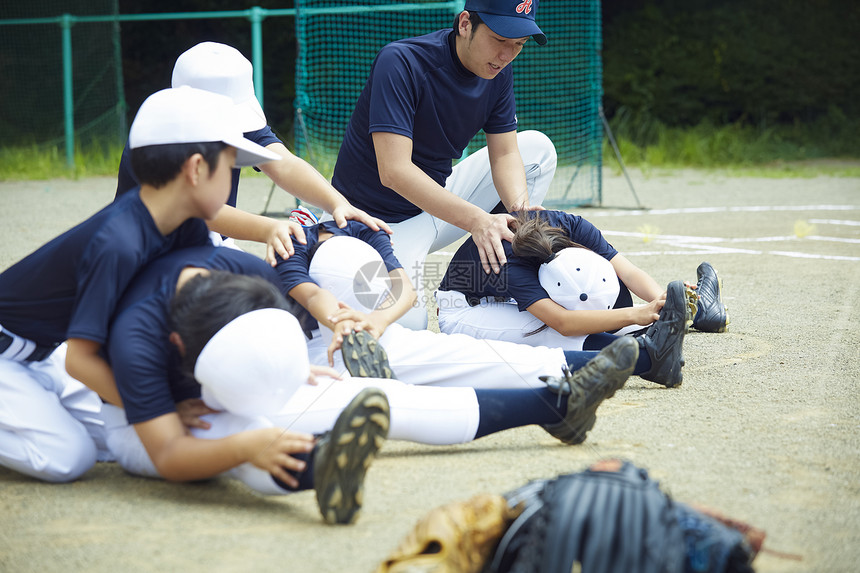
602,231,860,261
430,206,860,260
809,218,860,227
604,231,860,245
589,204,859,217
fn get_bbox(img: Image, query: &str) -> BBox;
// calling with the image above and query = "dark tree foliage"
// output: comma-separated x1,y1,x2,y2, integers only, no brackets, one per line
118,0,298,140
114,1,859,144
602,0,860,131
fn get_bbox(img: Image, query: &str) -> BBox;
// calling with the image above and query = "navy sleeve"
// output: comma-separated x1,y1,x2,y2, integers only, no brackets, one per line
245,126,283,173
498,258,553,312
67,234,143,344
275,244,316,295
355,225,402,272
556,213,618,260
108,299,187,424
246,125,282,148
367,46,417,138
482,69,518,134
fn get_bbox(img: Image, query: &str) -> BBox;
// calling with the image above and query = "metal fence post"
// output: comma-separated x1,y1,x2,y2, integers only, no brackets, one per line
248,6,266,109
60,14,76,168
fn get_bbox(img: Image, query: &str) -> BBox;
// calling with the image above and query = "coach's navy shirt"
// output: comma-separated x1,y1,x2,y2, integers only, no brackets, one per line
438,210,619,312
115,125,282,209
275,220,402,330
108,246,289,424
332,29,518,222
0,190,209,346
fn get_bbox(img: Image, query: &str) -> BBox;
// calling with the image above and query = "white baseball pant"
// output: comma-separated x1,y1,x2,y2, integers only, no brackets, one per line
436,289,590,351
310,323,566,390
104,374,481,495
435,290,651,350
0,342,114,482
322,130,557,330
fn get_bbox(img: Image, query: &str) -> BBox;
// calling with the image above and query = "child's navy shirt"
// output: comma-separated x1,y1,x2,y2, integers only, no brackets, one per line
108,246,286,424
438,210,618,312
275,220,402,310
0,190,209,346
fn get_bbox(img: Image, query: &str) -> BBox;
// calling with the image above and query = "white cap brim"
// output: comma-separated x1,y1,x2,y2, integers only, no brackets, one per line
129,86,280,168
234,97,267,132
224,133,281,168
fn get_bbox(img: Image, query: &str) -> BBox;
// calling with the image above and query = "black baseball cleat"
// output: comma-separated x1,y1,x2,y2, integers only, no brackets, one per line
692,262,729,333
314,387,390,525
540,336,638,445
341,330,395,379
637,280,686,387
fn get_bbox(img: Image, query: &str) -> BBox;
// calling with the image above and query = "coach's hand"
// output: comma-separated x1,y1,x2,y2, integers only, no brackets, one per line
471,213,516,274
331,204,393,237
245,427,316,489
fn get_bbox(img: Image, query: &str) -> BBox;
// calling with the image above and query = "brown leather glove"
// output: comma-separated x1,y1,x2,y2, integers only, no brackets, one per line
376,493,522,573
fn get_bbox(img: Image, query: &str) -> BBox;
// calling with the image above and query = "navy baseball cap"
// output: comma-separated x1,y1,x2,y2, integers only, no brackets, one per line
464,0,547,45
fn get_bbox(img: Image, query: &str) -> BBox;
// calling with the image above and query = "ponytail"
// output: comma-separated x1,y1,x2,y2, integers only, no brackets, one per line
511,211,581,263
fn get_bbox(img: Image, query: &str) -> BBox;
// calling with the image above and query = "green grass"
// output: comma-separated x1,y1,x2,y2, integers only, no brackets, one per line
603,107,860,177
0,142,124,181
2,116,859,181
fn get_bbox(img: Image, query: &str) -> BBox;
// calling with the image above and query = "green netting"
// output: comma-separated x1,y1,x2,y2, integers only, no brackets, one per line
0,1,125,151
294,0,602,207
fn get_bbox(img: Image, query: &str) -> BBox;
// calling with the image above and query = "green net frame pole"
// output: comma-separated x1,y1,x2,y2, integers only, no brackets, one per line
111,2,127,144
60,14,75,168
248,7,267,110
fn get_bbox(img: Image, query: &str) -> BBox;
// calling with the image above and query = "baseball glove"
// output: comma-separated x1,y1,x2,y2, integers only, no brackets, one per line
489,459,763,573
489,459,687,573
376,493,522,573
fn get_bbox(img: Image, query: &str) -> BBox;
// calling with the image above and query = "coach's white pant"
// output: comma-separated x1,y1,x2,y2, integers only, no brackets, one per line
0,344,113,482
436,289,590,351
105,375,481,495
325,130,556,331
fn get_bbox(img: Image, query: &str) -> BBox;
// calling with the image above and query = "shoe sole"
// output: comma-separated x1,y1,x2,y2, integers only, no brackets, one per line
545,337,638,445
341,331,395,379
568,338,638,444
314,388,390,525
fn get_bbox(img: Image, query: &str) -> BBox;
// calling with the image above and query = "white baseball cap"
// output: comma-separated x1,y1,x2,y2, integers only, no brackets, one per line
128,86,280,168
193,308,310,417
308,236,396,313
172,41,267,132
538,247,620,311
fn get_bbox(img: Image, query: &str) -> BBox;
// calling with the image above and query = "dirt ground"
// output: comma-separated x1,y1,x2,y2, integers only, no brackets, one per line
0,168,858,572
